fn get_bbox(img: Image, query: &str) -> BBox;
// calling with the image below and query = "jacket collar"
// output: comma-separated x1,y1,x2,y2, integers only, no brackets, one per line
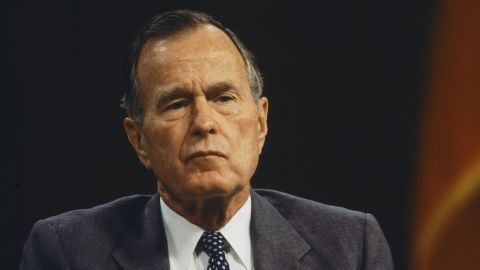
111,193,169,270
250,190,316,270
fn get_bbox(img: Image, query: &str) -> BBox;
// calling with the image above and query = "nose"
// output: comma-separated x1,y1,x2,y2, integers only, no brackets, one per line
191,97,217,137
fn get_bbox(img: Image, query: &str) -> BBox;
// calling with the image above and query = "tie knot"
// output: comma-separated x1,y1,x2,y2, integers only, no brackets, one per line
199,231,227,257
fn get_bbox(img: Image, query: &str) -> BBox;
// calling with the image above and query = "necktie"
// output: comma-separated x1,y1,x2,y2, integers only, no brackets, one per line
199,231,230,270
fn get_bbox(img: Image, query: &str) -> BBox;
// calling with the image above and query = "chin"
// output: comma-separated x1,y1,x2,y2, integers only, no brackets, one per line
185,171,244,199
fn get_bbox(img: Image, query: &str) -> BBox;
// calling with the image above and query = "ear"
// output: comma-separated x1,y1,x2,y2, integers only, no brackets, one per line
257,97,269,154
123,117,152,169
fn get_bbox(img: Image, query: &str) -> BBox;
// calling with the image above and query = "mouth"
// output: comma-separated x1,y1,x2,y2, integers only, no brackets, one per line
187,150,227,161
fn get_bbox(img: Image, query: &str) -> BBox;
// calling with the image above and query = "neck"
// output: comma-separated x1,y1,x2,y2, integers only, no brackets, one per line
158,184,251,231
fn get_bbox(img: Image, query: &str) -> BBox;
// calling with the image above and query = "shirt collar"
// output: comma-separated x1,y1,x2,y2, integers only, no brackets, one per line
218,195,252,269
160,198,204,270
160,195,252,269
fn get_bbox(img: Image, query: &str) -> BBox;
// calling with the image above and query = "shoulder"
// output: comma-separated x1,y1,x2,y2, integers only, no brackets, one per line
38,194,153,235
253,188,367,226
253,188,393,268
22,194,156,269
22,194,155,269
253,188,373,240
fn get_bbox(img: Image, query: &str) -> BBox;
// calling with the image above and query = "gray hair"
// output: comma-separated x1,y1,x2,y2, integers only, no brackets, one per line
121,10,264,125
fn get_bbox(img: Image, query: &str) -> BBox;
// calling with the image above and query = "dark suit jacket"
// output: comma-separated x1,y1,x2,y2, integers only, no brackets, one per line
20,189,394,269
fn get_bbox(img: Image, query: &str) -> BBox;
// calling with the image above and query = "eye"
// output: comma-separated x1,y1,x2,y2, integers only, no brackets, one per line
165,101,186,111
216,95,234,103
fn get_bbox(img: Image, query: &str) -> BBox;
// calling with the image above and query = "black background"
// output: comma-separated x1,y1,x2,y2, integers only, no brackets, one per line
6,0,436,269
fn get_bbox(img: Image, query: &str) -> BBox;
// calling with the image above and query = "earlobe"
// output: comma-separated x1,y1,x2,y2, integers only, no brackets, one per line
257,97,269,153
123,117,152,169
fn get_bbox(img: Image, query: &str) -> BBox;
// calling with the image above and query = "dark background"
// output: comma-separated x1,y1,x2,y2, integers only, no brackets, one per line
5,0,437,269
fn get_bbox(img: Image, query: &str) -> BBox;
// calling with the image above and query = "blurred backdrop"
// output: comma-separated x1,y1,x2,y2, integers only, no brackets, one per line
5,0,479,269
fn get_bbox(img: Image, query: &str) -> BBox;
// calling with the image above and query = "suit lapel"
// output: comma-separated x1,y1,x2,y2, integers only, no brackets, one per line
112,193,170,270
110,191,318,269
251,191,316,270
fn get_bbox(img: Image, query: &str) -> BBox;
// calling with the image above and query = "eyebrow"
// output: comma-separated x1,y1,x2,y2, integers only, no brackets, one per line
157,87,189,105
205,81,236,99
157,81,237,105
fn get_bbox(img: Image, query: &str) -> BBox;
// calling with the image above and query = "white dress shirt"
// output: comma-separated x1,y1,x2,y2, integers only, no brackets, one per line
160,196,254,270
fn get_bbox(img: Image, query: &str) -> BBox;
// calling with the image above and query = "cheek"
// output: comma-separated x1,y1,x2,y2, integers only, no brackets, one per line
143,121,185,166
229,113,260,166
241,109,260,136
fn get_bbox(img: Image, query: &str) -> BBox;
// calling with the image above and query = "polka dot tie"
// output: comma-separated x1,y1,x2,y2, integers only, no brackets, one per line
199,231,230,270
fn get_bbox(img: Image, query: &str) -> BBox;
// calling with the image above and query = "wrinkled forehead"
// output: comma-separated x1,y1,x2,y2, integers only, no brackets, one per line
137,25,247,84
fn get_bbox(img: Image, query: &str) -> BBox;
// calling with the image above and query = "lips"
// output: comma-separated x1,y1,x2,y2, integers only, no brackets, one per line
187,150,227,161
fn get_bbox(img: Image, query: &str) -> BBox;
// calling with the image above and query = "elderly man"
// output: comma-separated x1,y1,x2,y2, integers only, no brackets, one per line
21,10,394,269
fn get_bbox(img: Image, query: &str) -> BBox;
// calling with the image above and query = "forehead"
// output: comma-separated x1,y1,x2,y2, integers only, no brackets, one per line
137,25,247,86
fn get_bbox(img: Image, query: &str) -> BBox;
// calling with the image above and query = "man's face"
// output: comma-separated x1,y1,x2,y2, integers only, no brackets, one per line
125,25,268,202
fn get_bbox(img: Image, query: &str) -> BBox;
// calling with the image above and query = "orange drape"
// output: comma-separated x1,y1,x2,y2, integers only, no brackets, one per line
411,0,480,268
